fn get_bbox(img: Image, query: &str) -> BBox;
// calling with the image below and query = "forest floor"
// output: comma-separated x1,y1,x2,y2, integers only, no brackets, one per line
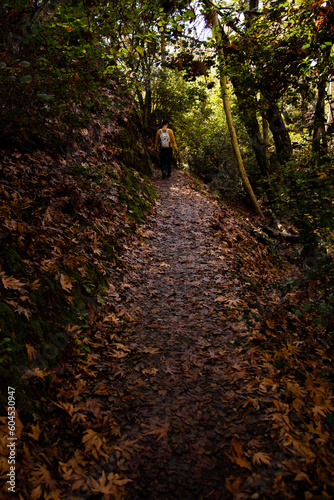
2,168,334,499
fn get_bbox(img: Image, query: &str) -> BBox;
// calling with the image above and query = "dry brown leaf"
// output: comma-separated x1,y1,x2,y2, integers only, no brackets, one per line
227,438,252,471
82,429,107,459
0,272,26,290
59,273,73,292
27,422,41,441
90,471,132,495
142,367,158,376
294,472,312,485
15,305,31,319
143,419,170,441
26,343,37,360
252,451,272,466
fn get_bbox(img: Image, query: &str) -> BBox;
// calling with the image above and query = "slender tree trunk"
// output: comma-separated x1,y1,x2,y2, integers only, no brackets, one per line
312,45,331,154
161,34,166,65
233,86,269,176
207,4,263,217
233,0,269,176
249,118,269,176
262,117,269,158
243,114,269,176
312,78,328,154
144,83,152,126
266,106,292,163
137,90,145,115
327,80,333,127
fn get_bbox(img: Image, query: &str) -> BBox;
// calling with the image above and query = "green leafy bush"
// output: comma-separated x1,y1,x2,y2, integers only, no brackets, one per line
266,154,334,254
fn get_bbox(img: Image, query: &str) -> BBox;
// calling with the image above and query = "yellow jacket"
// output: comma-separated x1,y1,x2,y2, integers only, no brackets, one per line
155,128,178,153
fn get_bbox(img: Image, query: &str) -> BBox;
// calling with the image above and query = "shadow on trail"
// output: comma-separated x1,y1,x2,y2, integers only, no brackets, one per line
106,170,273,499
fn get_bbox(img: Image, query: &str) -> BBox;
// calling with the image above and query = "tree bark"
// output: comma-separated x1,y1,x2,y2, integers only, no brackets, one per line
247,117,269,176
206,4,264,217
232,85,269,176
312,45,331,154
144,83,152,126
161,34,166,64
262,117,269,158
266,106,292,163
312,78,328,154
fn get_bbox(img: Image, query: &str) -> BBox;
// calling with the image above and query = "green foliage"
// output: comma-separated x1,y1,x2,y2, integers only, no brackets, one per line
151,67,261,201
151,69,208,123
266,154,334,253
0,0,110,148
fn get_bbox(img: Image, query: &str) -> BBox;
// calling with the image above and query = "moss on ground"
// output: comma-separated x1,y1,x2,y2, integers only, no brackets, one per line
118,168,157,225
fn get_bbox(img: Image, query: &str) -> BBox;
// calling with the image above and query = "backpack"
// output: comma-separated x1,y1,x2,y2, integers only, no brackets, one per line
160,128,170,148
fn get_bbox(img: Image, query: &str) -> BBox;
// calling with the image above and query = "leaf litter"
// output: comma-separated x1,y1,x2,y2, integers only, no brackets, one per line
1,169,334,499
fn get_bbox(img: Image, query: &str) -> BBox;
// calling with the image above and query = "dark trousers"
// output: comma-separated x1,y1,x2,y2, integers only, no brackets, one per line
160,148,173,177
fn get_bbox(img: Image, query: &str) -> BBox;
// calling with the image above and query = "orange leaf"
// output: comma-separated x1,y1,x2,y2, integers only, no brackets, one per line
26,344,37,360
252,451,272,466
142,367,158,376
31,485,43,500
294,472,312,485
31,280,41,290
27,422,41,441
228,438,252,470
90,471,132,494
95,381,109,395
59,274,73,292
82,429,107,459
312,405,327,418
31,464,55,489
33,367,49,380
0,272,26,290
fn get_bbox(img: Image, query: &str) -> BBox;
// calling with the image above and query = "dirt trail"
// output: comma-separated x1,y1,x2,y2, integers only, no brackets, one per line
11,169,331,500
94,170,275,499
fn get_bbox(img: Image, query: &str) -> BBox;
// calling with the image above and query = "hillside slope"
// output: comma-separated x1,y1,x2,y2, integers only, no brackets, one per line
0,99,156,415
1,169,333,499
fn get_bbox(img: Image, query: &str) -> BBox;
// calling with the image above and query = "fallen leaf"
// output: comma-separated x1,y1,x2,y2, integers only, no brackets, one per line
0,272,26,290
227,438,252,470
143,419,170,441
27,422,41,441
26,344,37,360
59,274,73,292
252,451,272,466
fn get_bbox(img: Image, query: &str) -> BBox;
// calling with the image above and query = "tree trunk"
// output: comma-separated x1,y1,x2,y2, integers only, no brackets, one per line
248,117,269,176
137,90,145,115
161,34,166,65
327,80,333,127
266,106,292,163
144,83,152,126
233,90,269,176
206,5,263,217
242,114,269,176
312,45,331,154
312,78,328,154
262,117,269,158
249,0,258,9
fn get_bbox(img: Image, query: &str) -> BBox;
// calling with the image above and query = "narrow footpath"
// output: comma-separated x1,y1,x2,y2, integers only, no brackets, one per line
7,169,334,499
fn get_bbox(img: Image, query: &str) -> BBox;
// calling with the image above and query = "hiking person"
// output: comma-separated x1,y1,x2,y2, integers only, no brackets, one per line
155,119,178,179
